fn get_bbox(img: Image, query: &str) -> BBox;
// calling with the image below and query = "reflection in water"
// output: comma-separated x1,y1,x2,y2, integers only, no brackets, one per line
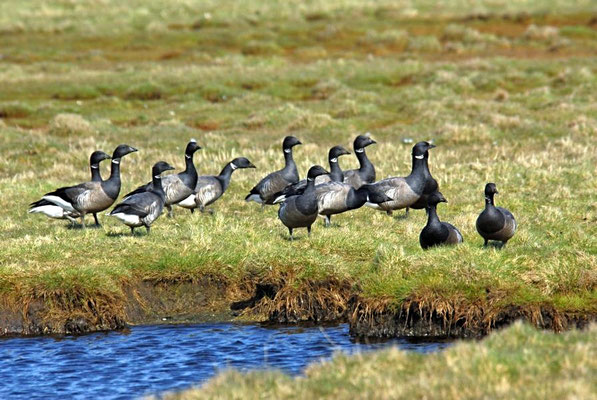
0,323,451,400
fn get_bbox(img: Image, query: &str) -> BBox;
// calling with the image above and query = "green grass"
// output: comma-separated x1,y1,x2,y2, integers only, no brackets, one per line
162,322,597,399
0,0,596,323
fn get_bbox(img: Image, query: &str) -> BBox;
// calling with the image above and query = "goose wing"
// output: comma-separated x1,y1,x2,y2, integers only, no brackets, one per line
110,192,158,218
442,222,464,244
162,174,194,205
343,170,363,189
315,182,351,213
42,181,101,212
249,170,294,203
194,176,223,207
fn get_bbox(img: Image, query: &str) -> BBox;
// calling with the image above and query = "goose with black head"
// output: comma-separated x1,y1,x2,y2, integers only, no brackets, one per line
277,165,328,240
365,141,435,215
32,144,137,227
123,139,201,218
245,136,301,205
343,135,376,189
178,157,256,213
476,183,517,247
419,192,463,249
109,161,175,234
29,150,111,225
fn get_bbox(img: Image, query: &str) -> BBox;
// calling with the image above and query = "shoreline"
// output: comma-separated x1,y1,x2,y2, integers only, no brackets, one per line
1,274,593,338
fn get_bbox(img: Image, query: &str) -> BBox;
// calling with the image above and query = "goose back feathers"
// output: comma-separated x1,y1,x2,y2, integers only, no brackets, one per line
419,192,463,249
109,161,175,234
476,183,517,246
344,135,376,189
245,136,301,204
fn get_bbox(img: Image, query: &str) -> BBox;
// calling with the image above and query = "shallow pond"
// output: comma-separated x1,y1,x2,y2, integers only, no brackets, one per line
1,322,451,399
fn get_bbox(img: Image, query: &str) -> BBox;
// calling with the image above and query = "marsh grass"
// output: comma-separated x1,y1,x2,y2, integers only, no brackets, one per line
164,322,597,399
0,0,595,324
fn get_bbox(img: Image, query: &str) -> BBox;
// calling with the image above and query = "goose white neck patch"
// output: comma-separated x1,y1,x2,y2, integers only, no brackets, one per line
330,158,338,163
355,148,364,153
307,177,313,182
185,154,191,159
230,162,238,170
154,175,161,179
414,155,424,159
112,159,120,164
91,165,99,169
284,148,291,153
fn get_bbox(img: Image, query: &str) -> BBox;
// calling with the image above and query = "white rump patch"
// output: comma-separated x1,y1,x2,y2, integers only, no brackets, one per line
42,195,76,212
355,148,364,153
110,212,141,226
178,194,196,208
245,194,263,203
29,205,65,219
365,202,381,210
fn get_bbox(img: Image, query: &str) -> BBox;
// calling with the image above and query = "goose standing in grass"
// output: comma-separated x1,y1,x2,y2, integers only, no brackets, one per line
272,145,351,198
476,183,517,247
365,141,436,216
245,136,301,205
109,161,175,235
344,135,376,189
177,157,256,213
277,165,329,241
30,144,137,227
29,150,111,225
123,139,201,217
403,141,439,217
419,192,463,249
314,182,392,227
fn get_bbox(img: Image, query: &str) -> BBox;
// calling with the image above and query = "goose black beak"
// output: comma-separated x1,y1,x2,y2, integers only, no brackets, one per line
248,163,256,168
428,144,436,149
131,147,138,152
369,139,377,145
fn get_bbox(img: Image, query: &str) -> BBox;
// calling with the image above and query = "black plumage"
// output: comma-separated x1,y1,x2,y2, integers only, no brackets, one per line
109,161,175,234
419,192,463,249
245,136,301,205
277,165,329,240
476,183,517,247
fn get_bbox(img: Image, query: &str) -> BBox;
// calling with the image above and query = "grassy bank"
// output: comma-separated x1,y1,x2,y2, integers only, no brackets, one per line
0,0,596,334
163,322,597,399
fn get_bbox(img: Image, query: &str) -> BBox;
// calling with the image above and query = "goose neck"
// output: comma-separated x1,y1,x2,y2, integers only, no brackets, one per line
426,205,441,226
108,158,121,182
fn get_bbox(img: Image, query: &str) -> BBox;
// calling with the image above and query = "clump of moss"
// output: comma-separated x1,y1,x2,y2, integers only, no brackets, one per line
0,102,35,118
407,35,442,52
124,82,165,100
49,113,93,136
241,40,282,56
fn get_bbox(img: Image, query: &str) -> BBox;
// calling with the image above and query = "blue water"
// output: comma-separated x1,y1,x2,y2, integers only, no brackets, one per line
0,323,451,399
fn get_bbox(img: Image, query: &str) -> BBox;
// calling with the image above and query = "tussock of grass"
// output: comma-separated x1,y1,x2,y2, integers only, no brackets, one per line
163,322,597,399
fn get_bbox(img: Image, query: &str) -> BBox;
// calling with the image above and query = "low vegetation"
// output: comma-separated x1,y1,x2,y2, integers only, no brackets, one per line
0,0,595,334
164,322,597,399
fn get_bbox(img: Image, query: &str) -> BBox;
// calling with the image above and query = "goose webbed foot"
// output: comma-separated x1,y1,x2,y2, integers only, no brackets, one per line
288,228,294,241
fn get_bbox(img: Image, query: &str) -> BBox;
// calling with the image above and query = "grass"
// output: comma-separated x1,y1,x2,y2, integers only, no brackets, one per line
0,0,596,329
162,322,597,399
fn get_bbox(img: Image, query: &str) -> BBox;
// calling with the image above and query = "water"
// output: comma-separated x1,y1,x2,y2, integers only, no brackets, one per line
0,323,451,399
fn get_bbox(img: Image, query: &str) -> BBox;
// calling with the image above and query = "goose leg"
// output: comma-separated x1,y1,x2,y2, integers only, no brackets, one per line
166,205,173,218
405,207,410,217
324,215,331,227
386,210,393,216
130,226,135,235
66,215,77,226
80,215,86,229
307,225,312,237
288,228,293,241
145,225,151,235
483,239,488,247
190,208,195,214
93,213,100,226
